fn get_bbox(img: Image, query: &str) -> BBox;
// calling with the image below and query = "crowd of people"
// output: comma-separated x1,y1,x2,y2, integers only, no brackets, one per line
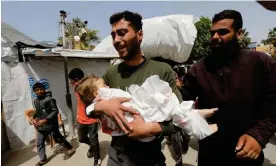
24,9,276,166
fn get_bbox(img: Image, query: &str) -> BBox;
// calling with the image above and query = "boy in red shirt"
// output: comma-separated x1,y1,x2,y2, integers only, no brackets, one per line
69,68,101,166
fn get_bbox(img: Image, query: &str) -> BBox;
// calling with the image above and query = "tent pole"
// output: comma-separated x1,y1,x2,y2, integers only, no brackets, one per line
63,56,75,138
60,10,75,138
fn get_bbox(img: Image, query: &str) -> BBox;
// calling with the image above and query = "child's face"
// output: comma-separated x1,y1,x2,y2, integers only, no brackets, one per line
34,88,46,97
70,79,75,86
70,79,79,87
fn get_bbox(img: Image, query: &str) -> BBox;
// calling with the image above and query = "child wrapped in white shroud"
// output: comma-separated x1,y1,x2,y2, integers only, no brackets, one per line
88,75,217,142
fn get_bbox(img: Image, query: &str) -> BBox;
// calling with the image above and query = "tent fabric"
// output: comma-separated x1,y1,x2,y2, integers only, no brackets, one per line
1,57,110,149
1,21,112,150
25,57,110,121
1,62,35,149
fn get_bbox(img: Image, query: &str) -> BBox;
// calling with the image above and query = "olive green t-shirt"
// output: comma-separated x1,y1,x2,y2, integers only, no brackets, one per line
102,58,182,101
102,57,182,163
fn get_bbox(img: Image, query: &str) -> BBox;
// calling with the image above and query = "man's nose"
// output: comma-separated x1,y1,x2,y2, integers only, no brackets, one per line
211,32,220,40
211,32,219,40
113,35,121,46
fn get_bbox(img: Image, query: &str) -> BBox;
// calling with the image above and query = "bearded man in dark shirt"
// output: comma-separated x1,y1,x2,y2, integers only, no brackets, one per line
181,10,276,166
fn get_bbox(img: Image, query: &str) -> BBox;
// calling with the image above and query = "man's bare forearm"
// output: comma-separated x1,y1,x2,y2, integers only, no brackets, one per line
147,122,162,136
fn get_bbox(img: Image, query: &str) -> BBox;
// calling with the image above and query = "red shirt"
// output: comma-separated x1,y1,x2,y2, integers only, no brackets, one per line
76,93,97,124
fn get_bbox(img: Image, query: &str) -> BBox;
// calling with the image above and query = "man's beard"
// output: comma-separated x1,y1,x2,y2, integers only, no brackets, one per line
205,37,240,70
120,39,140,61
210,37,240,62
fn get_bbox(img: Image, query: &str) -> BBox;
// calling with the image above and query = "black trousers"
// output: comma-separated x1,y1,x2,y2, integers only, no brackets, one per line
107,136,166,166
76,122,100,159
37,127,72,161
107,145,166,166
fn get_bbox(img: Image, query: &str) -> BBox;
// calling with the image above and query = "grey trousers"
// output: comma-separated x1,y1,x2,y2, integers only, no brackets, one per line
36,128,72,161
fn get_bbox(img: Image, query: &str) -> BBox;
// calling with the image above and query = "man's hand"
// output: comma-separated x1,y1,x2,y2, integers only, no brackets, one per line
236,134,262,159
128,115,161,139
37,119,47,126
95,97,139,134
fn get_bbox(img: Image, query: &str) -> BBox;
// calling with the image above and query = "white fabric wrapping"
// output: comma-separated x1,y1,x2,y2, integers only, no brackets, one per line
88,75,215,142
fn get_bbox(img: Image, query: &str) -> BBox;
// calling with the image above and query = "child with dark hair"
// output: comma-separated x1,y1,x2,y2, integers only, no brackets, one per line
68,68,101,166
25,82,75,166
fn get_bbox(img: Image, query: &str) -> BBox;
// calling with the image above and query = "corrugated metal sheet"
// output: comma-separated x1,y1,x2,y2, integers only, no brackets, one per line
1,22,55,48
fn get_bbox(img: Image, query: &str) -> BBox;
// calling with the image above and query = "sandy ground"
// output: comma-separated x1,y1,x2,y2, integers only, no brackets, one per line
2,129,276,166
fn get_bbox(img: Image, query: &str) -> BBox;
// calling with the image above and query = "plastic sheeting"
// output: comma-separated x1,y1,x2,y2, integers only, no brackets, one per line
1,62,35,149
1,57,110,149
93,15,198,63
1,37,18,62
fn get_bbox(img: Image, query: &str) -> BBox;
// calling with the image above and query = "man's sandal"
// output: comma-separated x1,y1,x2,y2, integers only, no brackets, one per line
35,160,47,166
63,148,76,160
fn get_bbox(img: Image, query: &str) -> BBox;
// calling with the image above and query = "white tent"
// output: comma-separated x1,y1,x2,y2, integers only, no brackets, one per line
1,21,56,150
1,22,117,150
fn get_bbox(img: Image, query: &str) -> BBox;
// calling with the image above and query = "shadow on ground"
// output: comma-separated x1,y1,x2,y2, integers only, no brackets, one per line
269,135,276,146
2,144,37,166
182,163,196,166
100,140,110,160
264,158,276,166
49,137,80,163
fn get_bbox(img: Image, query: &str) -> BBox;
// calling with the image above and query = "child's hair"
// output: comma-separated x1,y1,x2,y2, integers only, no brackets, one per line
32,82,45,91
75,75,99,105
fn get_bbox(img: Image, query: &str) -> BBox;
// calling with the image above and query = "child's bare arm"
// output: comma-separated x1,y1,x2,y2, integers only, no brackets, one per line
197,108,218,118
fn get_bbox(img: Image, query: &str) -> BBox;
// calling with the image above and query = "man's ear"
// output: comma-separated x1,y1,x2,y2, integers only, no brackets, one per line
237,28,243,40
138,30,143,43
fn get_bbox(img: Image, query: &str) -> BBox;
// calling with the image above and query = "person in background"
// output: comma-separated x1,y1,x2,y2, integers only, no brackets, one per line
26,82,75,166
68,68,101,166
181,10,276,166
166,71,190,166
